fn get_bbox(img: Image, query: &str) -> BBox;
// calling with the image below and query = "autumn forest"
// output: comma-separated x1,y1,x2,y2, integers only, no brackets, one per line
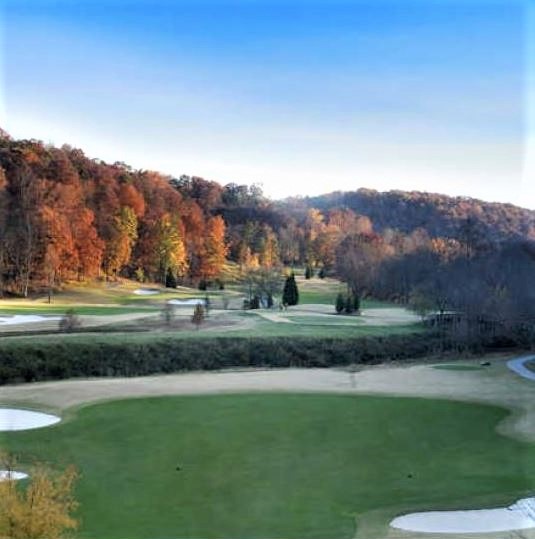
1,129,534,334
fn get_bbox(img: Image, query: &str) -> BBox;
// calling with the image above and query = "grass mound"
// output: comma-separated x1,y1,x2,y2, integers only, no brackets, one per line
4,394,535,539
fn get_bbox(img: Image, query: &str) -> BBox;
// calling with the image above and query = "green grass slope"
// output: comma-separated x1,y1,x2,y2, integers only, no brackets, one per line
3,395,534,539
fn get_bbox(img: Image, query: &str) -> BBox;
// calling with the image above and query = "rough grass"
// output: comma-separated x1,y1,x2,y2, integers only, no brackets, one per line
3,394,535,539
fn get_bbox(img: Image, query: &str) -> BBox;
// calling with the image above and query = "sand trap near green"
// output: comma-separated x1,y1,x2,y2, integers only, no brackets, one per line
391,497,535,533
133,288,159,296
0,314,61,325
0,408,60,431
0,470,28,481
4,394,535,539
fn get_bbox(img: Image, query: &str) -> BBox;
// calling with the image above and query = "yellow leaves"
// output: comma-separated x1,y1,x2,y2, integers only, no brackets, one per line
0,454,78,539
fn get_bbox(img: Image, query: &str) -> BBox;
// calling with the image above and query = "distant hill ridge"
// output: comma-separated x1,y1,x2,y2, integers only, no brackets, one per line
288,189,535,241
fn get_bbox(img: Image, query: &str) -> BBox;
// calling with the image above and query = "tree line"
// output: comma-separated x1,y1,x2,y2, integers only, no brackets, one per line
1,131,534,311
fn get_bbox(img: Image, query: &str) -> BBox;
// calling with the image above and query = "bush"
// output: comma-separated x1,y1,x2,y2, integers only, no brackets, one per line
191,304,205,329
161,303,175,326
165,268,177,289
335,293,345,314
59,310,81,333
0,332,453,386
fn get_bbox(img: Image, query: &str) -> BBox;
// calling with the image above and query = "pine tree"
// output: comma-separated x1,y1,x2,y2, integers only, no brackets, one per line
335,292,345,313
282,273,299,306
165,267,177,288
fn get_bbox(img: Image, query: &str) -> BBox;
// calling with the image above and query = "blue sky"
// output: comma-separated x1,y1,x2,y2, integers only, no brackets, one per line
1,0,533,208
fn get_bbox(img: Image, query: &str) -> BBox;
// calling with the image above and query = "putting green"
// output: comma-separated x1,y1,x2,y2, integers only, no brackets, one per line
2,394,534,539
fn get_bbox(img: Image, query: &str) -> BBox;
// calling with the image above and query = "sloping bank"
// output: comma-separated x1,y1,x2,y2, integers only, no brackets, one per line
0,332,448,385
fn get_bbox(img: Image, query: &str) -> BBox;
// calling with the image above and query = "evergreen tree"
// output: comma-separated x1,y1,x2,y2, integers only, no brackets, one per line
335,292,345,313
165,267,177,288
353,294,361,313
282,273,299,306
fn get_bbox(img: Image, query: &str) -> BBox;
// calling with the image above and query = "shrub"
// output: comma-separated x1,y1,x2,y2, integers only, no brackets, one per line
335,293,345,314
0,332,451,385
165,268,177,289
59,310,81,333
191,304,205,329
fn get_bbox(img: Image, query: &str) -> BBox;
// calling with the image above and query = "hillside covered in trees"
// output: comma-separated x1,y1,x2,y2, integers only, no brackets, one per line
291,190,535,241
0,131,534,304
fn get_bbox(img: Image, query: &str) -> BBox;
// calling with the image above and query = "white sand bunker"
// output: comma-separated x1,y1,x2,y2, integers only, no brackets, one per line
133,288,160,296
0,408,60,431
168,299,205,306
391,497,535,533
0,470,28,481
0,315,61,326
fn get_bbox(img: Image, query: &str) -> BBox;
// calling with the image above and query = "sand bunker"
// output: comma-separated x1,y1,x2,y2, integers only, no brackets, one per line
0,315,62,326
391,497,535,533
133,288,159,296
168,299,205,306
0,470,28,481
0,408,60,431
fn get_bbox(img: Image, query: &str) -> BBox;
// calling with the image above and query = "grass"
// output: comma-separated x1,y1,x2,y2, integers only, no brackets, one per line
283,315,365,326
0,305,158,316
0,319,423,346
432,364,485,371
3,394,535,539
237,319,421,338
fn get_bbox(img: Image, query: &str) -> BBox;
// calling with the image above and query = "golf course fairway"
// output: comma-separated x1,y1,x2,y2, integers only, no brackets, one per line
2,394,535,539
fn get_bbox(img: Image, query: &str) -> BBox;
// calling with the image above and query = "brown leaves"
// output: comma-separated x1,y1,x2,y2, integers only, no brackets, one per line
0,454,79,539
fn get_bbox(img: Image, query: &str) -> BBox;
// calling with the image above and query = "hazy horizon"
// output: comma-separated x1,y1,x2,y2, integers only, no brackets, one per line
2,0,534,209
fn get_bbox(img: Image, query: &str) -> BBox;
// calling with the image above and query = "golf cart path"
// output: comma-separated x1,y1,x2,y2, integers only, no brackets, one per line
507,355,535,381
